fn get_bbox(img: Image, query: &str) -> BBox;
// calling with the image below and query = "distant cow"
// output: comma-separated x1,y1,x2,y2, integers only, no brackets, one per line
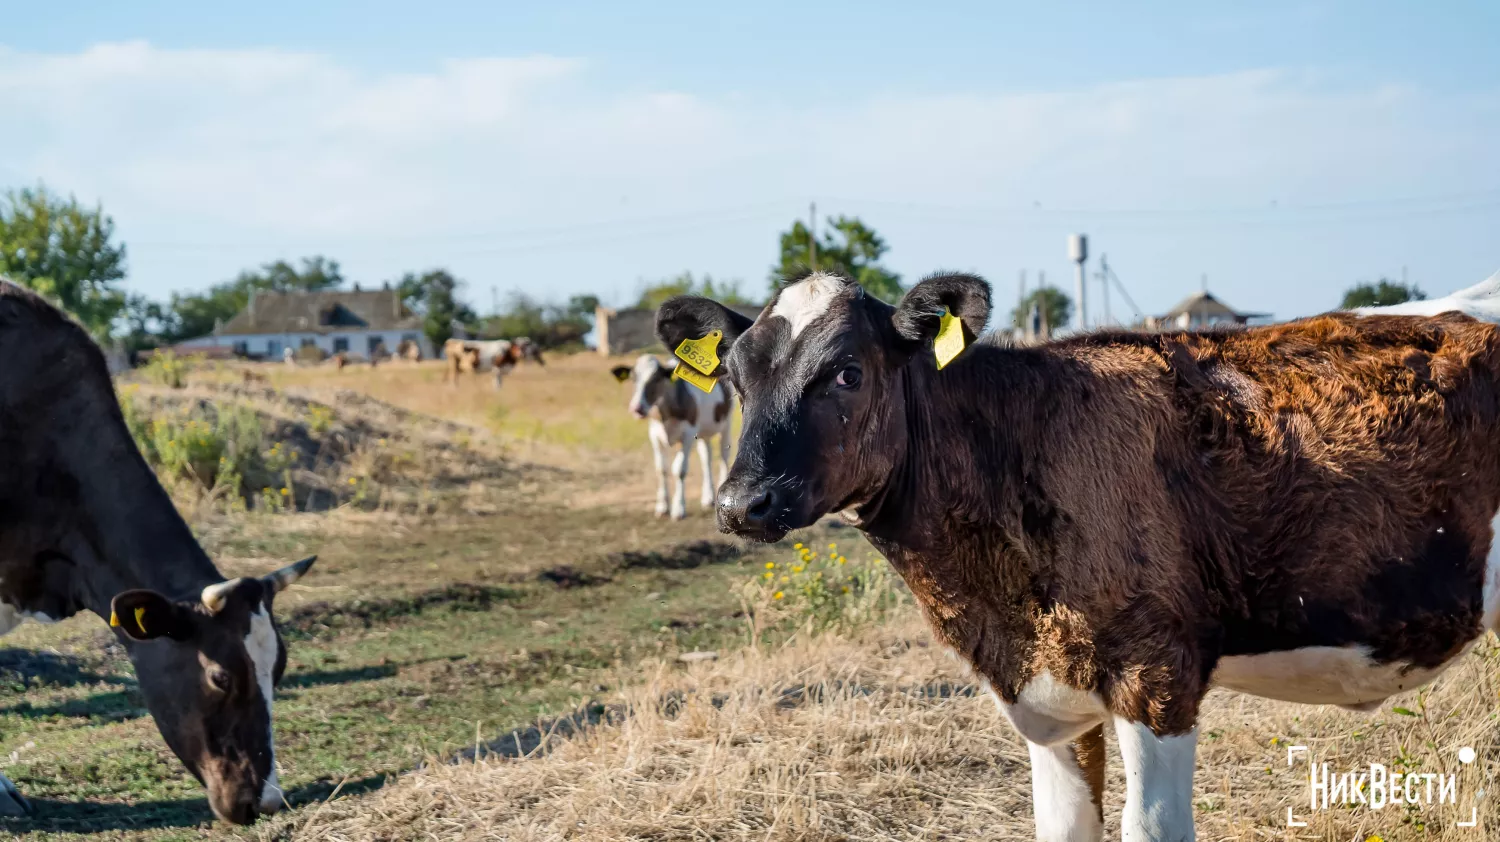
396,339,423,362
611,355,732,519
0,281,318,824
241,368,268,386
659,271,1500,841
333,351,349,371
443,338,541,388
282,347,295,367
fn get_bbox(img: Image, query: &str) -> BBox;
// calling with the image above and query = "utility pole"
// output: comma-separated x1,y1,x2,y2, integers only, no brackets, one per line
1098,254,1111,327
809,202,818,272
1018,270,1027,339
491,286,499,318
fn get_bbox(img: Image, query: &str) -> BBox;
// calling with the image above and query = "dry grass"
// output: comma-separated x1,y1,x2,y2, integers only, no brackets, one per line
277,612,1500,842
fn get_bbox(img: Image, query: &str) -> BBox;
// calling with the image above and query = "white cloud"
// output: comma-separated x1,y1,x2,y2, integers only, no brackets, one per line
1,41,1496,316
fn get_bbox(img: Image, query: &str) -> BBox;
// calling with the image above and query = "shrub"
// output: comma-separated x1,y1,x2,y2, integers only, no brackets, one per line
140,350,190,388
742,540,906,643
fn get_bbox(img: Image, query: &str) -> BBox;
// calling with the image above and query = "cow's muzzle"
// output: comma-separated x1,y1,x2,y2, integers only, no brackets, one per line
717,480,788,542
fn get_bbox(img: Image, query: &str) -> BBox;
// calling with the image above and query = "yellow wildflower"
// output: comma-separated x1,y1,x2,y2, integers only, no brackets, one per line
772,591,784,600
765,562,775,569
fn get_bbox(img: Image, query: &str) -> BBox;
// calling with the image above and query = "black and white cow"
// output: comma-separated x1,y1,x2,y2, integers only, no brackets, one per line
611,354,732,519
0,281,316,825
658,270,1500,841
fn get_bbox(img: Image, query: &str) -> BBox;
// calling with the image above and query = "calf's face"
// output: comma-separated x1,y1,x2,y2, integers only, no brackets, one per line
111,556,315,824
611,354,672,419
655,273,989,542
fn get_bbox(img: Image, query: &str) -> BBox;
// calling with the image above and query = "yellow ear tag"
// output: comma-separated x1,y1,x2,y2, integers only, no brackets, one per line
134,606,148,635
673,330,721,376
109,610,121,627
671,363,717,393
933,309,965,370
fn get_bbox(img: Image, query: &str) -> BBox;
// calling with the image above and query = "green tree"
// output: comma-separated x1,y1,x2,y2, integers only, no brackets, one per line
567,293,601,319
1012,288,1073,334
636,272,750,311
163,256,345,342
121,294,171,353
771,215,902,302
1340,279,1426,309
392,269,478,348
478,291,594,349
0,185,127,338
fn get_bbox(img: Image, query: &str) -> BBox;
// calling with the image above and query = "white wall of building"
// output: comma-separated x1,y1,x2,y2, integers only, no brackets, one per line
179,330,432,358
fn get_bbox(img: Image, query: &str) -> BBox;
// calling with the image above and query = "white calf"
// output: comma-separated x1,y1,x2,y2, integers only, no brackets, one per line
611,355,733,519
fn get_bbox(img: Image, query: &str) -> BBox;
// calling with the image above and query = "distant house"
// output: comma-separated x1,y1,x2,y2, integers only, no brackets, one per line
177,286,433,360
1145,290,1272,331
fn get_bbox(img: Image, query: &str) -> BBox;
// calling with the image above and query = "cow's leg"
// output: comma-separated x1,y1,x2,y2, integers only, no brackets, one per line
650,433,671,518
1115,717,1197,842
0,772,30,816
669,434,693,520
695,437,716,510
1026,724,1106,842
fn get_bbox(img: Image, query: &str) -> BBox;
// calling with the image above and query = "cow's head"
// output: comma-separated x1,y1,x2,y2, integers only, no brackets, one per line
656,272,988,541
611,354,673,419
109,556,316,824
516,337,546,366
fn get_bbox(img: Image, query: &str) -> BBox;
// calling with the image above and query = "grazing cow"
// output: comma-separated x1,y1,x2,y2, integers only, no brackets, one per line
396,338,423,362
0,282,318,824
658,271,1500,842
333,351,349,370
241,368,268,386
282,347,295,367
443,339,529,388
610,355,732,519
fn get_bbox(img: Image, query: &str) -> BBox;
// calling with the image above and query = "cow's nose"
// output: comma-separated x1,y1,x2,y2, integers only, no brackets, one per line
718,483,782,538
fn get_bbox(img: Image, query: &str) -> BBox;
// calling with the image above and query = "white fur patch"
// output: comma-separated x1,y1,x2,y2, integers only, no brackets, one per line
1356,269,1500,322
1114,718,1197,842
991,671,1109,747
769,272,844,339
245,606,282,813
1212,645,1463,707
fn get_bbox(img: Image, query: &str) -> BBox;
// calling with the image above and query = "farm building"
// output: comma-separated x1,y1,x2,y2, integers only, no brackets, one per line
1144,289,1272,330
177,286,433,360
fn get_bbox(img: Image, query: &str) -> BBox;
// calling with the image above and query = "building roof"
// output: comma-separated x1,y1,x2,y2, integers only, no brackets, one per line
217,288,423,336
1157,290,1271,321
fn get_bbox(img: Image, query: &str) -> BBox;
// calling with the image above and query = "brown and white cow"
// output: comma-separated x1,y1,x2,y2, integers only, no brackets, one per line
443,338,543,388
0,282,317,825
658,271,1500,842
611,355,733,519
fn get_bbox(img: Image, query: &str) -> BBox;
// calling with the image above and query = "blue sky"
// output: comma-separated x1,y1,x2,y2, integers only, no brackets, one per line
4,1,1498,324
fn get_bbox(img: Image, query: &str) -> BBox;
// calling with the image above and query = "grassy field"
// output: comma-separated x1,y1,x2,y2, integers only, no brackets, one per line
3,351,1499,841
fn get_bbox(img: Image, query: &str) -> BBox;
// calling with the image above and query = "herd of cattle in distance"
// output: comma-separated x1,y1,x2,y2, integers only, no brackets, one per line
2,268,1500,840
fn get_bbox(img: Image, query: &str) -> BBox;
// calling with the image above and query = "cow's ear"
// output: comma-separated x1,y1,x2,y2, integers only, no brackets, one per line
110,590,196,642
891,272,991,348
610,366,631,382
655,297,754,377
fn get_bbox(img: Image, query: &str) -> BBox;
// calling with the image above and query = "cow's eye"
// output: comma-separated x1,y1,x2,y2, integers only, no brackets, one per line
206,667,232,694
835,366,862,389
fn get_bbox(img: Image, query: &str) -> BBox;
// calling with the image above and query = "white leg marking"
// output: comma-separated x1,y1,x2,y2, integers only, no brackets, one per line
648,420,670,517
769,272,844,338
1029,738,1104,842
695,437,715,509
1482,508,1500,633
0,771,30,816
245,607,282,813
1115,718,1196,842
670,434,693,520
